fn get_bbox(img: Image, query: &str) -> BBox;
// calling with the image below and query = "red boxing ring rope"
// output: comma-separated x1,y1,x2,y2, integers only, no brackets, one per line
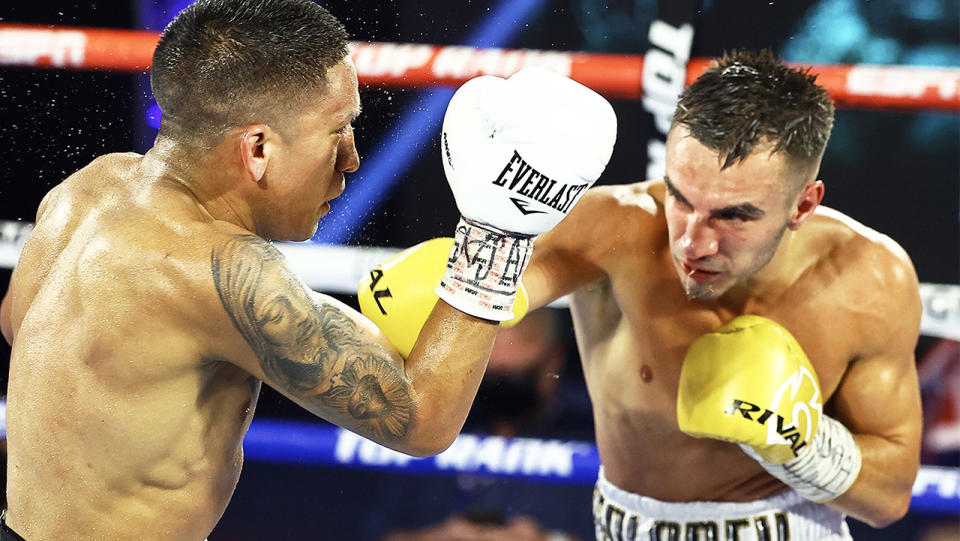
1,23,959,111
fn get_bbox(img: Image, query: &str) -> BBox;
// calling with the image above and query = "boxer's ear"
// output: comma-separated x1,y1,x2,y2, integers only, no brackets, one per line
239,125,271,183
787,180,824,231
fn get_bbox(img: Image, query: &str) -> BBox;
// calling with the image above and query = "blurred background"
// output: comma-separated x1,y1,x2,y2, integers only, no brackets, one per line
0,0,957,539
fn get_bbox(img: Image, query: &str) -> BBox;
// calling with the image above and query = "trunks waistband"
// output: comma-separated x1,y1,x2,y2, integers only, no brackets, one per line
596,466,807,521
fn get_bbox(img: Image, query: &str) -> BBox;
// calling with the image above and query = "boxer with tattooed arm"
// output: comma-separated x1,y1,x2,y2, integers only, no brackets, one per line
0,1,616,539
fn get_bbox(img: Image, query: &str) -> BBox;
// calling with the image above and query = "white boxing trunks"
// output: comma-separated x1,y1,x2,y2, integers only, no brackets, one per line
593,467,853,541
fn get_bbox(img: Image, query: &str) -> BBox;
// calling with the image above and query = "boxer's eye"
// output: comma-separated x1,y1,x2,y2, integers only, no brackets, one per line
715,210,752,222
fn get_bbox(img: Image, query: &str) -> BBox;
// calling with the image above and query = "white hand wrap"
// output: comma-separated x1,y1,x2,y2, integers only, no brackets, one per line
435,218,533,321
742,413,862,502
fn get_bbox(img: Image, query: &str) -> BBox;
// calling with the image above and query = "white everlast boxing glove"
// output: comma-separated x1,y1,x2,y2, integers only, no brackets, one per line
437,67,617,320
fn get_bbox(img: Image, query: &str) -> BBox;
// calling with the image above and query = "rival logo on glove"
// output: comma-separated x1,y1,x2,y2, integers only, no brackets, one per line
492,150,588,216
725,399,808,457
366,268,393,315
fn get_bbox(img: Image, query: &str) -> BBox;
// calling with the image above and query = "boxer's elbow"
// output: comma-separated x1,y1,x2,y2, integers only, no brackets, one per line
877,493,912,528
0,291,12,346
399,426,460,458
855,488,912,528
402,442,452,458
863,448,921,527
0,318,11,346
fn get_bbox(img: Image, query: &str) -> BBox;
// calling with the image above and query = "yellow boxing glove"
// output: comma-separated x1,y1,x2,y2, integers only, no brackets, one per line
677,315,822,464
358,238,529,358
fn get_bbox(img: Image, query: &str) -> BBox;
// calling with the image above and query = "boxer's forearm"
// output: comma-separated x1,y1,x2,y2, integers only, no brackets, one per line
399,300,497,456
213,234,492,456
826,433,919,528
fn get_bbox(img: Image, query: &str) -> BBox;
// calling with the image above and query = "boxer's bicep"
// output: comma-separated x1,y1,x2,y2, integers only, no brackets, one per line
833,246,923,444
831,334,922,447
832,352,923,477
828,263,923,502
826,329,922,520
211,234,415,444
524,190,611,309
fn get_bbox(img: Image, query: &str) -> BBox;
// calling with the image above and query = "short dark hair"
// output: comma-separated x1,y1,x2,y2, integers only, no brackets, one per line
672,49,835,176
151,0,349,143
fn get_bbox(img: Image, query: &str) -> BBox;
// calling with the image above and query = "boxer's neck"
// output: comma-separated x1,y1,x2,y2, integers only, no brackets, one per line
717,227,804,310
143,137,258,234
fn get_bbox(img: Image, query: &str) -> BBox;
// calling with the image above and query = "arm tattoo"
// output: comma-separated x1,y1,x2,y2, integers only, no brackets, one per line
212,235,412,441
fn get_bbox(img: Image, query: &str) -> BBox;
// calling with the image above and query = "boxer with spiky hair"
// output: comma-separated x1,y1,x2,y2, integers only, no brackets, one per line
368,50,922,540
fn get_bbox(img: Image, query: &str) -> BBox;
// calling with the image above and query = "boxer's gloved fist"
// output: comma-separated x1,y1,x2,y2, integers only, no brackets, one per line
678,316,863,502
677,315,822,464
441,67,616,235
358,238,529,358
437,67,616,321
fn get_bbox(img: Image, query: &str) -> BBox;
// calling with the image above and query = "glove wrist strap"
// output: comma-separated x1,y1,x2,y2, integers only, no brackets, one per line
436,218,533,321
742,413,862,503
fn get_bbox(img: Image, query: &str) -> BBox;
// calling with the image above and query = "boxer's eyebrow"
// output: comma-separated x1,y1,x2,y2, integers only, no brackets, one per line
334,106,362,133
711,204,765,221
336,104,362,125
663,175,692,207
663,175,765,220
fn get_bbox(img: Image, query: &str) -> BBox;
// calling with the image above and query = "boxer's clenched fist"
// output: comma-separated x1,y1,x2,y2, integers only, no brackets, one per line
439,67,616,236
358,238,530,358
677,315,822,464
678,315,863,502
435,67,616,321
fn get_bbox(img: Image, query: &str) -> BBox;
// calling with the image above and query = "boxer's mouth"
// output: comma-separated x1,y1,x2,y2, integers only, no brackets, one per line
679,259,721,282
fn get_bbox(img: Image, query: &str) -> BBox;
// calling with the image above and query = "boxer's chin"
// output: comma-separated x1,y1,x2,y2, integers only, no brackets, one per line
679,271,732,300
674,259,726,300
683,282,722,301
287,220,321,243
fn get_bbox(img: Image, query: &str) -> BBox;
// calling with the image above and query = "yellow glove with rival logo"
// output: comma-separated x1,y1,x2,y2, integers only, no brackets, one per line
358,238,529,358
677,315,821,464
678,315,862,502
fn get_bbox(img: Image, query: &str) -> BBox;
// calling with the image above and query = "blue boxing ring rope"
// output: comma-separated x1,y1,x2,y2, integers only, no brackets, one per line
248,420,960,516
3,400,952,515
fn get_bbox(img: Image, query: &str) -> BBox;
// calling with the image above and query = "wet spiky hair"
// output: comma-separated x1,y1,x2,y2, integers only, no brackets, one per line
673,49,835,174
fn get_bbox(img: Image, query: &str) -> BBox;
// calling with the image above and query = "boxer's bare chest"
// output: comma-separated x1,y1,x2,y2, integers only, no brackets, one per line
568,251,859,497
574,262,856,415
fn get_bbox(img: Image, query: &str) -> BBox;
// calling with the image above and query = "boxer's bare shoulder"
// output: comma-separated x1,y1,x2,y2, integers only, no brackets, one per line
30,153,137,227
606,181,660,216
805,206,920,355
525,180,665,309
809,206,915,278
13,151,234,352
591,180,663,232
